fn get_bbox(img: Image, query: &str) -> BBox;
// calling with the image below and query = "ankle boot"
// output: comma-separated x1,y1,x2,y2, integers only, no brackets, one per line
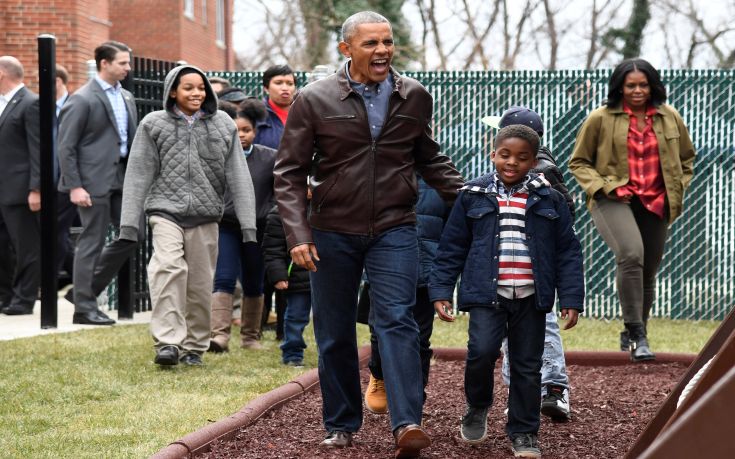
240,295,265,349
625,323,655,362
209,292,233,353
619,329,630,352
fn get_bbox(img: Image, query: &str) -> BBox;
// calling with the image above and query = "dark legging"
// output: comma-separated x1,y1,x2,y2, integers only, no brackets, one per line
212,225,264,296
590,196,668,324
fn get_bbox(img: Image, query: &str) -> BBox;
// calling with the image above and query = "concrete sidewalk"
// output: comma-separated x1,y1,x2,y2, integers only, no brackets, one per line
0,287,151,341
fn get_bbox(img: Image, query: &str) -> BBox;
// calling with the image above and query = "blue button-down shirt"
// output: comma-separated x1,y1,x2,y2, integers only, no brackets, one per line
345,61,393,140
95,76,129,157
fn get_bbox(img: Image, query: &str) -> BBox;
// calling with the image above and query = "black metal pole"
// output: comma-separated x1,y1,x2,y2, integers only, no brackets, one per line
116,54,135,319
38,34,57,328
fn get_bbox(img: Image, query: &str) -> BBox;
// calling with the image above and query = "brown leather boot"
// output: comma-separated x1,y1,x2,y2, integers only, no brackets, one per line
240,295,265,349
209,292,233,353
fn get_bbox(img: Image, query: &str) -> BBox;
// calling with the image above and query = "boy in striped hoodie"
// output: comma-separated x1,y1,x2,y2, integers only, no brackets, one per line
430,125,584,458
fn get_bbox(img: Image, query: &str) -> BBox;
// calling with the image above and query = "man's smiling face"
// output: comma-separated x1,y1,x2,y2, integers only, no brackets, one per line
338,22,394,85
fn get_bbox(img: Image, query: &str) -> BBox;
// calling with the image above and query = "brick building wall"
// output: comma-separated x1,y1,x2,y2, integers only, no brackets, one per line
0,0,112,92
110,0,234,72
0,0,233,92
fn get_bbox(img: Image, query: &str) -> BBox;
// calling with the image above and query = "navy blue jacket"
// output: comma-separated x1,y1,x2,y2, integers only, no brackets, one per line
428,173,584,313
416,178,448,287
253,98,285,150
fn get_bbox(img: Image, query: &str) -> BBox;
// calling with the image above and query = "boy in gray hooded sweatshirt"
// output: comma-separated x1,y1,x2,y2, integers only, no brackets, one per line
119,65,256,366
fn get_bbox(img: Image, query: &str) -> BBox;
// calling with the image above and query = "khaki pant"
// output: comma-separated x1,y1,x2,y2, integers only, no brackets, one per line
589,196,668,325
148,216,219,355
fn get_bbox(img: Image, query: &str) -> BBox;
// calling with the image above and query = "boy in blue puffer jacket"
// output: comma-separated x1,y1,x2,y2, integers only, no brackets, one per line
430,125,584,458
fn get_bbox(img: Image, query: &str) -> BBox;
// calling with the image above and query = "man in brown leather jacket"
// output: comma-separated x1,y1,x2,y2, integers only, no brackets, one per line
274,11,463,458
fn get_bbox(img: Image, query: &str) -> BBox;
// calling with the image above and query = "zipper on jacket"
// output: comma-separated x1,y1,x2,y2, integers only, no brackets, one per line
187,125,193,215
352,85,396,237
369,140,376,236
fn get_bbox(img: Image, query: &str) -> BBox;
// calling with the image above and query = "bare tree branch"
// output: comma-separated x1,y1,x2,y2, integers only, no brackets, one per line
543,0,558,69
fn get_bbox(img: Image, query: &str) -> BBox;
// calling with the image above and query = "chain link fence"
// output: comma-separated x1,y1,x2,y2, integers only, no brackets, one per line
215,68,734,320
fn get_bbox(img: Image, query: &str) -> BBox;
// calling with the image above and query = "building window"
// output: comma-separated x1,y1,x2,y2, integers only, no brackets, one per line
184,0,194,19
216,0,225,45
202,0,207,24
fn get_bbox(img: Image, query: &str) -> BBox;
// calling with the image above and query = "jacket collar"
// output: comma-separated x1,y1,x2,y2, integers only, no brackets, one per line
607,103,666,116
461,172,551,196
336,62,406,101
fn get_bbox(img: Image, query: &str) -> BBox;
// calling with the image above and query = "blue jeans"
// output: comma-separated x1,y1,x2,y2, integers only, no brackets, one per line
501,311,570,395
368,286,434,402
280,291,312,363
310,226,423,433
212,225,264,296
465,296,546,437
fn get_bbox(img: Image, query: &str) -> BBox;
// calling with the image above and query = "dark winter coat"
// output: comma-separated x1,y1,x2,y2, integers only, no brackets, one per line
533,146,576,221
428,173,584,313
262,205,310,293
416,177,449,287
253,98,285,150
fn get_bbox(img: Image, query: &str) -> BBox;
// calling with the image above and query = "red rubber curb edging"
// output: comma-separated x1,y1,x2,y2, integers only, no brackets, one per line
150,347,372,459
150,347,695,458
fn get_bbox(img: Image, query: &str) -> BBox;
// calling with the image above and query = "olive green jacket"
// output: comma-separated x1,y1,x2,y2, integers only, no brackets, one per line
569,104,695,223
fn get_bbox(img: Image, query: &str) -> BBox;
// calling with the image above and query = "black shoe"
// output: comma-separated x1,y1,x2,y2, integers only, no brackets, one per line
207,340,227,353
620,330,630,351
72,310,116,325
320,431,352,448
541,385,571,421
630,337,656,361
284,359,304,368
1,304,34,315
180,353,203,366
154,345,179,366
510,433,541,458
460,405,488,444
625,323,656,362
63,288,74,303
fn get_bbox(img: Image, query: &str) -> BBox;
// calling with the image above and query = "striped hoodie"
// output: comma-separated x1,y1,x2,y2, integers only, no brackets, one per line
465,173,551,300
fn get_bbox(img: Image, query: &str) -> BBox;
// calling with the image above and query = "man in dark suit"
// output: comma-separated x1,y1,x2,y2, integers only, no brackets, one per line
0,56,41,315
57,41,137,325
54,64,78,287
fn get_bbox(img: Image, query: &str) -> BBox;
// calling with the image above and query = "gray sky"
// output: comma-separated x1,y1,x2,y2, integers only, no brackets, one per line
233,0,735,70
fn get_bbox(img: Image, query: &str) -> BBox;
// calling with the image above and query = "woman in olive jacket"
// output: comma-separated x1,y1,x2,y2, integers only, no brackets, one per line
569,58,695,362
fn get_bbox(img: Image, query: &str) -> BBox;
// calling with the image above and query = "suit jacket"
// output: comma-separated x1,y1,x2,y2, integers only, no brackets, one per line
57,78,137,195
0,87,41,206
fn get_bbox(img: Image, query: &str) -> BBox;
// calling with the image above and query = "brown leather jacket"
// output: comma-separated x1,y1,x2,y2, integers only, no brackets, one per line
274,66,464,249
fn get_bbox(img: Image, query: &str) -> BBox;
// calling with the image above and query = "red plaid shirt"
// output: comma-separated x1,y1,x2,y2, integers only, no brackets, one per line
616,104,666,218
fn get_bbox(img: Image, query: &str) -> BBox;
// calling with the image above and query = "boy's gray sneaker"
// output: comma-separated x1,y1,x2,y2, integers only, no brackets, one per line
541,385,570,421
460,405,488,444
511,433,541,458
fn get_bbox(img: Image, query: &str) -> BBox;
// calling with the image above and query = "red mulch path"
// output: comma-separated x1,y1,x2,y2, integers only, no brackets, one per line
204,360,686,458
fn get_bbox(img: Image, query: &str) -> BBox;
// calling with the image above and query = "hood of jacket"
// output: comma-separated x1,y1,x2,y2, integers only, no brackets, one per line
162,65,218,116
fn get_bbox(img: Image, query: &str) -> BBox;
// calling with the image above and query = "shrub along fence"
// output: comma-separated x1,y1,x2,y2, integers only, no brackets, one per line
122,64,733,320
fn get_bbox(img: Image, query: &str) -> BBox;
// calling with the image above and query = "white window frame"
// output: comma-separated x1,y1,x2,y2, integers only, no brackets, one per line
184,0,195,20
215,0,225,46
202,0,207,25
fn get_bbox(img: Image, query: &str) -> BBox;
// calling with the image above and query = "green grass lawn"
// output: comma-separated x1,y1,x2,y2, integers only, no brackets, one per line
0,316,719,458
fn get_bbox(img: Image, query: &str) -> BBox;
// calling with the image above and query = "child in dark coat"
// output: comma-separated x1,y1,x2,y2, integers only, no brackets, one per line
262,199,312,367
429,125,584,458
484,106,577,421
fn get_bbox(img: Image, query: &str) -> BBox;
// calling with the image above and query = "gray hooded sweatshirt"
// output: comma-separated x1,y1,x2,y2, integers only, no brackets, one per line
118,65,256,242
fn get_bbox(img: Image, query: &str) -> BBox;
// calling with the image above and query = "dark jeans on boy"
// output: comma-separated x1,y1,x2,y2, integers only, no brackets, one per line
368,286,434,401
466,295,546,437
280,291,312,363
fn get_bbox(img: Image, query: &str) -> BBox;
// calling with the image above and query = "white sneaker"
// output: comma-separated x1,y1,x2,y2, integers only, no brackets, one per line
541,385,570,421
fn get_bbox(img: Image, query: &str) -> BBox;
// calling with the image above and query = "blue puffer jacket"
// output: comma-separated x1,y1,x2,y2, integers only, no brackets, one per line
253,98,285,150
428,173,584,313
416,178,448,287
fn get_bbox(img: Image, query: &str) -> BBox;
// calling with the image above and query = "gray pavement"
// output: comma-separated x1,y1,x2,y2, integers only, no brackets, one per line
0,286,151,341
